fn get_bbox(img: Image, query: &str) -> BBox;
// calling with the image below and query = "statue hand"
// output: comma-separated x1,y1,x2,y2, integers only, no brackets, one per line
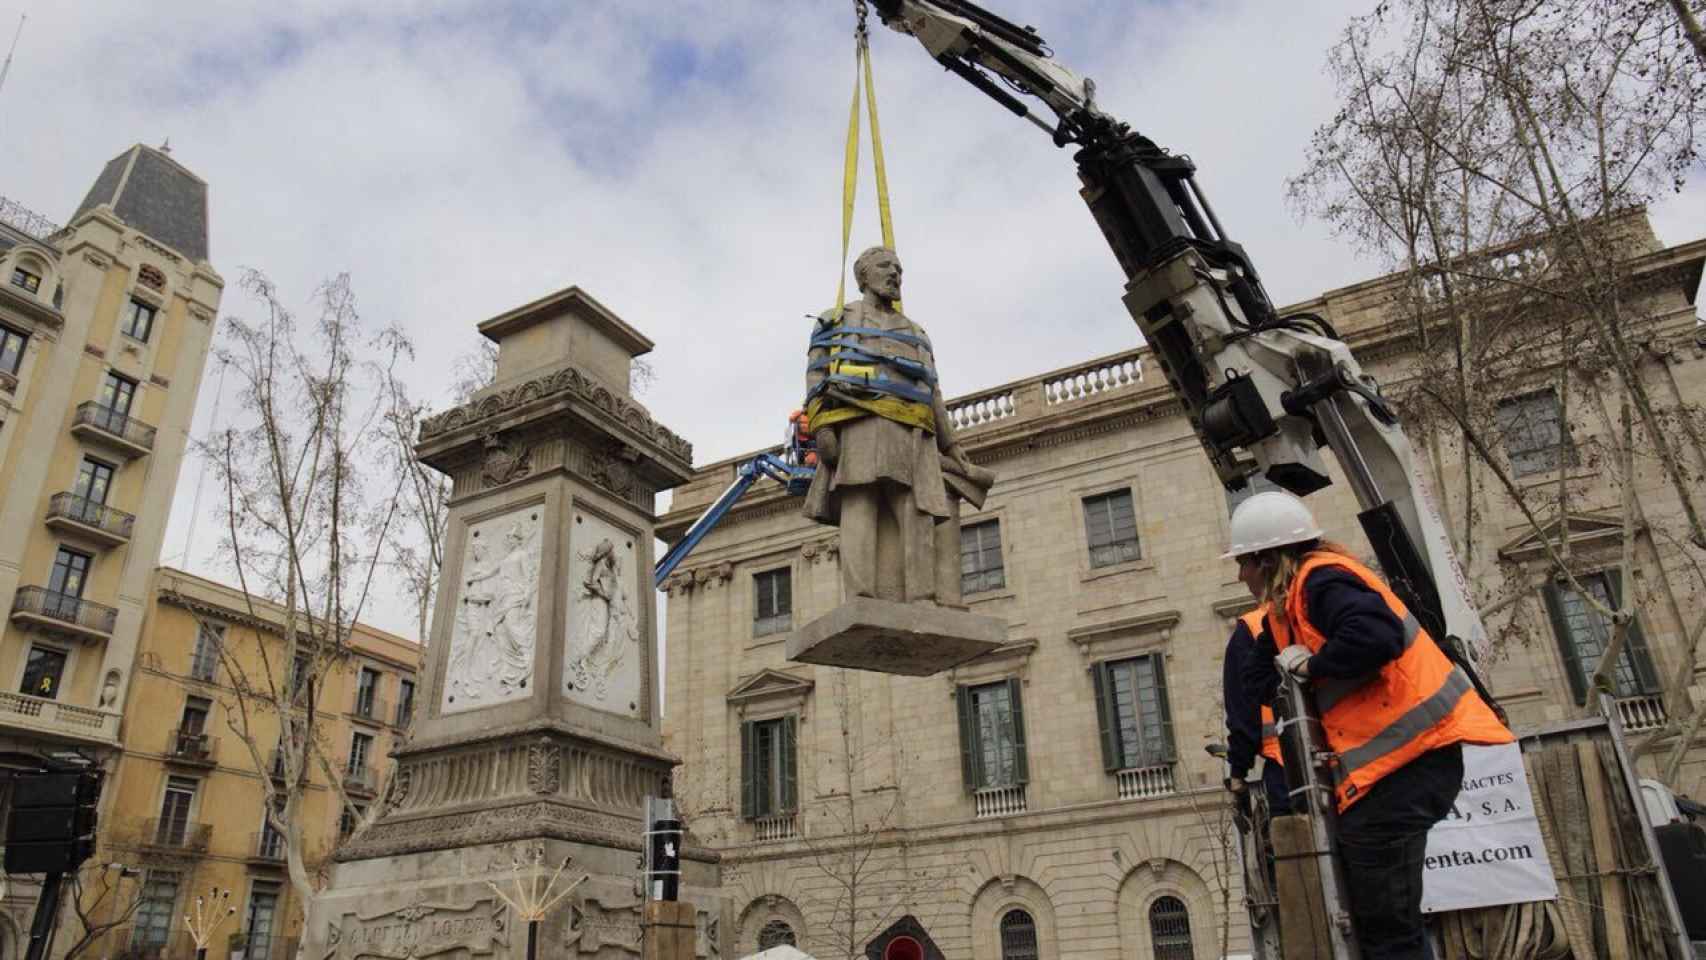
815,429,840,467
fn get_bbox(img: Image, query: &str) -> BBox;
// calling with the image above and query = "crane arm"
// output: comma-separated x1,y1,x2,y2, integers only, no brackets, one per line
872,0,1489,658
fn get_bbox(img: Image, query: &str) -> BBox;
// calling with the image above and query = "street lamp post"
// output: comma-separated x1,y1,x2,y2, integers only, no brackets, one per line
486,844,585,960
183,886,236,960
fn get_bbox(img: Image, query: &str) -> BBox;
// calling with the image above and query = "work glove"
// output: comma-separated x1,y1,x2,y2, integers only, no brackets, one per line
1275,645,1312,678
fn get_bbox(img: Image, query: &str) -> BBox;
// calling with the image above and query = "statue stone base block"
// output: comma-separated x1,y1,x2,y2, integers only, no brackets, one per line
785,596,1005,676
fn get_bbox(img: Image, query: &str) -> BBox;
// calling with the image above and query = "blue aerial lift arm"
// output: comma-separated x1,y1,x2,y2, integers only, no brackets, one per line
653,416,817,589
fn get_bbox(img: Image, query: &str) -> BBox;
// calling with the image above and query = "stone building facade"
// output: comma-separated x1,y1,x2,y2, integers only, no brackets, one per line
0,145,224,955
86,567,420,960
659,213,1706,959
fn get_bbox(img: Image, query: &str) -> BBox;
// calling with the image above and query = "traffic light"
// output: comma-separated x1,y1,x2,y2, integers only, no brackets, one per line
4,770,101,874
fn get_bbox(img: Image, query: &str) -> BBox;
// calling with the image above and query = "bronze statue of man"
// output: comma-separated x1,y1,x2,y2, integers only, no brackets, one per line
802,246,994,606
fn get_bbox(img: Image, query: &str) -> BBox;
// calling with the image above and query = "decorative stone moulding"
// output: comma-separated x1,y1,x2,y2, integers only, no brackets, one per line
418,360,692,467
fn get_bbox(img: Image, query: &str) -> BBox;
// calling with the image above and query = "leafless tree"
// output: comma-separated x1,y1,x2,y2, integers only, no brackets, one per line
785,673,953,960
1292,0,1706,782
195,269,414,928
57,862,146,960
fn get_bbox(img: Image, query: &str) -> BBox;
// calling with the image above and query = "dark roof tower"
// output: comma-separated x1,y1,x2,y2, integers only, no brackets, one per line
70,144,209,262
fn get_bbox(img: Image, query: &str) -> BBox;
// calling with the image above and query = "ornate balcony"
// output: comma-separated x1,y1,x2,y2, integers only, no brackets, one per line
1116,763,1177,801
0,690,121,744
974,783,1028,819
344,764,379,795
70,401,156,459
164,728,217,767
10,586,117,642
45,492,135,547
138,817,211,854
116,932,195,960
1616,694,1668,733
752,813,798,843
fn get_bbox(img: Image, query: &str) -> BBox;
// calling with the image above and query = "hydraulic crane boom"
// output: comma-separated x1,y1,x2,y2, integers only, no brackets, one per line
870,0,1487,661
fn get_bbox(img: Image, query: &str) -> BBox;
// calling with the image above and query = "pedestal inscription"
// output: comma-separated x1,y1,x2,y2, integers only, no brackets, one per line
321,896,509,960
564,510,642,717
444,507,543,713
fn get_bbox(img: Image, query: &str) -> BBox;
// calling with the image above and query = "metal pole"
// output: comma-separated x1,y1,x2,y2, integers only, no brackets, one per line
527,919,538,960
0,15,25,101
23,872,63,960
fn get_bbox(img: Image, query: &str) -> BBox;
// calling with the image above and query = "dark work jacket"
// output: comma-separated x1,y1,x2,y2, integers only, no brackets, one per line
1225,618,1295,814
1242,567,1408,711
1222,619,1266,782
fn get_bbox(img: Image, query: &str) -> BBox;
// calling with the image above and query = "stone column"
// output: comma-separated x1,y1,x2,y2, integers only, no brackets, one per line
306,287,722,960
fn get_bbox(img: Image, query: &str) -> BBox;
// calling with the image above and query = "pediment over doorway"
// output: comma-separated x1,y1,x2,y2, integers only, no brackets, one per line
1498,512,1632,563
725,669,814,710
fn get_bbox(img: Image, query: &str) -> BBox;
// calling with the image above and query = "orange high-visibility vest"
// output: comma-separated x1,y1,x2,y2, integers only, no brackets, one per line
1238,607,1285,766
1269,551,1512,811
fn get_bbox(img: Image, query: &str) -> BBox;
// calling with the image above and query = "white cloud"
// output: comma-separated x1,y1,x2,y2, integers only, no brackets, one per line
8,1,1701,638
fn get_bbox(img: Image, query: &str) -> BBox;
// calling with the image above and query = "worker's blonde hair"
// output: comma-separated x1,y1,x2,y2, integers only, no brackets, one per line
1251,539,1356,631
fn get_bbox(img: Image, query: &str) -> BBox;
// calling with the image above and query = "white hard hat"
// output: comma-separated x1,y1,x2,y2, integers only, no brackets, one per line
1223,490,1324,558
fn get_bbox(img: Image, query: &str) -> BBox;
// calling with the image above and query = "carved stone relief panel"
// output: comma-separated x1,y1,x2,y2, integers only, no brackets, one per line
442,506,543,714
564,511,643,717
320,894,509,960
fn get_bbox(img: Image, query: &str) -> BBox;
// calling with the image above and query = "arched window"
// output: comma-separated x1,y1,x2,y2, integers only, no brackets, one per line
1149,896,1193,959
999,909,1038,960
757,919,796,950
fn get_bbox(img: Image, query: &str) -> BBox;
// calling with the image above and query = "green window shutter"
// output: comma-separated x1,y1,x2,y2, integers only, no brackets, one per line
1540,582,1589,705
740,720,757,820
1607,570,1661,695
1150,653,1177,763
1090,662,1120,772
1007,677,1029,784
956,686,979,792
781,716,798,812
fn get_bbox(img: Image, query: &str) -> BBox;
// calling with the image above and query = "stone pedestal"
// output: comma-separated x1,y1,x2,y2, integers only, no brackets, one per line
306,287,723,960
784,596,1005,676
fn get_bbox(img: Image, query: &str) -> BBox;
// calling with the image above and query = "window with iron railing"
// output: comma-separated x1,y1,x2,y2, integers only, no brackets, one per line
1149,896,1194,959
999,909,1039,960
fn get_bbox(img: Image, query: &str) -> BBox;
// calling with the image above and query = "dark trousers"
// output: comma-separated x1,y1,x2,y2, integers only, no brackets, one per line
1334,743,1464,960
1260,759,1293,815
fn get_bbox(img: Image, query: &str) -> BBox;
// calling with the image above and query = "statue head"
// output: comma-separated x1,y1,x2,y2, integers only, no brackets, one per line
853,246,902,303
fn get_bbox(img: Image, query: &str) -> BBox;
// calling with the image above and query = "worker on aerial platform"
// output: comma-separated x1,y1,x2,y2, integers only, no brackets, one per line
1231,491,1513,960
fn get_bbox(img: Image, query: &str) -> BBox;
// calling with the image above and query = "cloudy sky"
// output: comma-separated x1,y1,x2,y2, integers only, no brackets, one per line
8,1,1703,638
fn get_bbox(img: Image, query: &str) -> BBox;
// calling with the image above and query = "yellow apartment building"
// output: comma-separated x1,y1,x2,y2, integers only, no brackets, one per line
81,567,421,960
0,145,224,952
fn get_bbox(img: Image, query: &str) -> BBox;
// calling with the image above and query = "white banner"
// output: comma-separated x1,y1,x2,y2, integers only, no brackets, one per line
1421,742,1559,913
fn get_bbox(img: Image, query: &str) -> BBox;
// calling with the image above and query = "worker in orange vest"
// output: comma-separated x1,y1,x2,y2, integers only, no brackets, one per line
1228,491,1512,960
1221,603,1290,814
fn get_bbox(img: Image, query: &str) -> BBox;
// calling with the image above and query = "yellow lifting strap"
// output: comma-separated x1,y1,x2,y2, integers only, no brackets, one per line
833,16,899,317
812,8,934,436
